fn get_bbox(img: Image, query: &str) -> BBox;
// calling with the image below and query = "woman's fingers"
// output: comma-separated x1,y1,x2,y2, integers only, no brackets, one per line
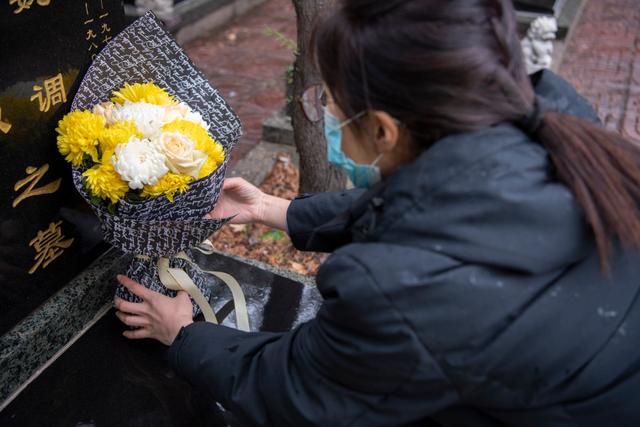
113,297,147,315
122,327,151,340
115,310,149,328
117,275,157,301
222,177,246,191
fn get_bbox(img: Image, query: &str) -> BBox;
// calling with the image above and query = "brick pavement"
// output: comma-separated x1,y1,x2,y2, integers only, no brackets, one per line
559,0,640,141
184,0,296,166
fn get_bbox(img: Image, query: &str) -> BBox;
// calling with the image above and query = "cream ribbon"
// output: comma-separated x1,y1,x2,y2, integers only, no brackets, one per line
136,251,250,332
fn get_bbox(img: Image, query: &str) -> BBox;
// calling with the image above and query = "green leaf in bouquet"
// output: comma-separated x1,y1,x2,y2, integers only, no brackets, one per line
81,154,94,169
80,178,103,207
107,202,117,215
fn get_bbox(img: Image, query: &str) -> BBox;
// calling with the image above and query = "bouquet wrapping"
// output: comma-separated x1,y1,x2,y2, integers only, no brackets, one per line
59,12,245,323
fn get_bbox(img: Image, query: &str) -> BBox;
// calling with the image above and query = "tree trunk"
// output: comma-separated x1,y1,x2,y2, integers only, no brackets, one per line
292,0,345,193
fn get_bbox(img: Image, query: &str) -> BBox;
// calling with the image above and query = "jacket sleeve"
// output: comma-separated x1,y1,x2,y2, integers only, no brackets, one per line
286,189,365,252
169,252,457,427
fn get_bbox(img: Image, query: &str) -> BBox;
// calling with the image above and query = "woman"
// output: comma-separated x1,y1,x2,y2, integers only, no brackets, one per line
114,0,640,425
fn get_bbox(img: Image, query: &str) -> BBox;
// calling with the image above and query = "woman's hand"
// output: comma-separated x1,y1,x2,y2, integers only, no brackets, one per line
114,275,193,346
207,177,266,225
208,177,292,231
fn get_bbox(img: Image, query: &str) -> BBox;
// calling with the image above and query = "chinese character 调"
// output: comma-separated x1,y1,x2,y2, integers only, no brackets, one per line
28,221,74,274
30,73,67,113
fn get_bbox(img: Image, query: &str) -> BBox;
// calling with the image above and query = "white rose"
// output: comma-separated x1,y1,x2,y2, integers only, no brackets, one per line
112,136,169,190
111,101,166,138
155,132,207,179
93,101,118,125
160,101,211,130
162,103,190,124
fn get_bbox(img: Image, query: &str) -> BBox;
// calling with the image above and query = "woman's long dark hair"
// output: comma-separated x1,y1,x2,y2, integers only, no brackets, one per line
314,0,640,269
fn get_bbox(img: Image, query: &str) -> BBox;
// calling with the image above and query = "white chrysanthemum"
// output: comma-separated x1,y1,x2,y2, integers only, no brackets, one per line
111,101,166,138
184,110,210,130
112,136,169,190
175,102,210,130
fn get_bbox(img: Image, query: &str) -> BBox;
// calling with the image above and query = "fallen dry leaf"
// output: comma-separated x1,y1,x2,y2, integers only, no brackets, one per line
210,153,327,276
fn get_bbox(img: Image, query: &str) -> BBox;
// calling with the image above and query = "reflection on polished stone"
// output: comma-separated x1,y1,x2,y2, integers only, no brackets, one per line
1,309,229,427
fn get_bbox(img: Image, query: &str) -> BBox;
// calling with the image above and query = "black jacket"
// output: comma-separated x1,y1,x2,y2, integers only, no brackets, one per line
169,71,640,427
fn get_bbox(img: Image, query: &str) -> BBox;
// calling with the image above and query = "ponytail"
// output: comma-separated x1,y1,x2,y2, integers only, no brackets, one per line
535,112,640,269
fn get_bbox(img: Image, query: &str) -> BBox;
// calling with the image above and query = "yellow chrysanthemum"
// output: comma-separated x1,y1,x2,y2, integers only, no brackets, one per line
141,173,193,202
198,156,221,179
162,119,225,178
99,121,142,152
111,83,176,106
82,150,129,204
56,111,105,166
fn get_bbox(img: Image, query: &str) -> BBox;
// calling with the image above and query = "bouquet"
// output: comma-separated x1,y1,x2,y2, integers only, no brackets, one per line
57,82,225,209
55,12,249,330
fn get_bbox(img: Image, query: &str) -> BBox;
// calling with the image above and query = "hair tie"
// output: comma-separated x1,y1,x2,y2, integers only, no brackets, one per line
518,96,547,135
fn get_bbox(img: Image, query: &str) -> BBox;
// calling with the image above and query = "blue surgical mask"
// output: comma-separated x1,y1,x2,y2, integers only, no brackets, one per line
324,108,382,188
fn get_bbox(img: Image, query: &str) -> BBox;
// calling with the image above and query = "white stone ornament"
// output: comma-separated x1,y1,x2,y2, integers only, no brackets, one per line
521,16,558,75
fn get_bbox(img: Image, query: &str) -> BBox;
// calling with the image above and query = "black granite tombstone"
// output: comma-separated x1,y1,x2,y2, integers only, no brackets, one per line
0,1,125,335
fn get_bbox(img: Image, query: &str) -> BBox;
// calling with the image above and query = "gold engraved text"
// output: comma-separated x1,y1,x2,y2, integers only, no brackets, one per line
13,164,62,208
28,221,74,274
30,73,67,113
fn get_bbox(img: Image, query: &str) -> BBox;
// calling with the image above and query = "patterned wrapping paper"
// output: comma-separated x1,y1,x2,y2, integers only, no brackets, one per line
69,12,242,316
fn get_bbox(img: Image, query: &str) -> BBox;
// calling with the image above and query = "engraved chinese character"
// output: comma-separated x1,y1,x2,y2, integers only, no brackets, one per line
28,221,74,274
0,107,11,135
101,22,111,33
10,0,33,14
102,34,112,44
13,164,61,208
10,0,50,14
30,73,67,113
86,29,97,40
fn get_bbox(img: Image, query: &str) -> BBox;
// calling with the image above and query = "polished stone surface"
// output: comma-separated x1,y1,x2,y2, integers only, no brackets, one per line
1,309,231,427
0,251,322,425
0,0,125,335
